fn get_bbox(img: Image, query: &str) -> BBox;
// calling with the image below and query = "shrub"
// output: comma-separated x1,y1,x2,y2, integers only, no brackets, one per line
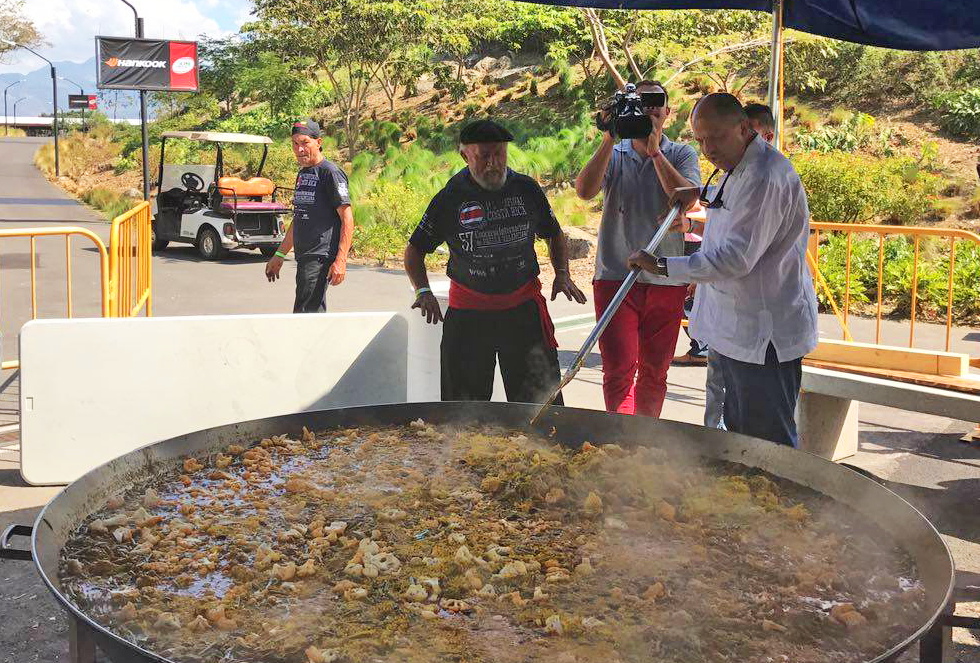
792,152,877,223
34,129,121,181
204,107,284,138
353,180,429,264
548,186,593,227
362,120,403,152
114,155,138,175
792,152,943,225
795,112,875,152
81,187,140,221
814,233,878,309
664,101,692,142
965,186,980,218
432,64,454,91
880,238,980,320
931,88,980,139
555,62,573,98
837,48,950,105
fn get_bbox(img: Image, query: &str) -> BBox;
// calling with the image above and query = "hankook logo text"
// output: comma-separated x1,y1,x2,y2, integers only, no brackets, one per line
104,57,166,68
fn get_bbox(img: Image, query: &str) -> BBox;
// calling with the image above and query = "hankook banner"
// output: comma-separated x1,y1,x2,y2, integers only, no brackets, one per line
68,94,98,110
96,37,199,92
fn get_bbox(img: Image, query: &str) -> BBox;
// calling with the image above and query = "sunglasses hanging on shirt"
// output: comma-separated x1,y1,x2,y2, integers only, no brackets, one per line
698,131,759,210
699,168,731,210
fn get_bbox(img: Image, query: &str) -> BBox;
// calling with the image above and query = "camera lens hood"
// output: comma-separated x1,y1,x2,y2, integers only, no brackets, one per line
615,115,653,139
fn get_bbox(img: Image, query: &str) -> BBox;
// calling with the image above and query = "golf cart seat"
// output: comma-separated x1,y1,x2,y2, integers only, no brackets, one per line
215,176,289,211
219,200,289,211
217,176,275,196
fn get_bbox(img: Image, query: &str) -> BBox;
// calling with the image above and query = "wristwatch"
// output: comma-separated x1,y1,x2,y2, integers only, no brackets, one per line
655,257,669,277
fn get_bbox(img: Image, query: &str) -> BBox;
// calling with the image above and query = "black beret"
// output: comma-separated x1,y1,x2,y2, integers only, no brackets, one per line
459,119,514,145
291,118,321,138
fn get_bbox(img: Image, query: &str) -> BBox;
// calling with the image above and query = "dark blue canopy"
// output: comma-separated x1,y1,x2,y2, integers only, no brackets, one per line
519,0,980,51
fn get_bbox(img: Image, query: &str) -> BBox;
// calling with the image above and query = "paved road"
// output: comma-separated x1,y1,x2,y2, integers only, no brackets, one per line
0,136,978,661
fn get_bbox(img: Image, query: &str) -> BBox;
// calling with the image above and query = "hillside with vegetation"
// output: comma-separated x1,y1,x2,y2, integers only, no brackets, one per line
31,3,980,322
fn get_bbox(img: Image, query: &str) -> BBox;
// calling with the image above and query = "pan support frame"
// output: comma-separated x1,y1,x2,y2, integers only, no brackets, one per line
69,616,96,663
920,585,980,663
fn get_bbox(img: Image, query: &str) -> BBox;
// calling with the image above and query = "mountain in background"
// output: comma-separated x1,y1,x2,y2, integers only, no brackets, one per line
0,56,142,120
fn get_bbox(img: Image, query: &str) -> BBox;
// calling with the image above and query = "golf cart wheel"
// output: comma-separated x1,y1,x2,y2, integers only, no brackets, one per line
197,227,226,261
151,222,168,251
259,246,278,258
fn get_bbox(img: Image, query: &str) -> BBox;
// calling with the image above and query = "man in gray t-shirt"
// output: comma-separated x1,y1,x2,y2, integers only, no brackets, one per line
575,80,701,418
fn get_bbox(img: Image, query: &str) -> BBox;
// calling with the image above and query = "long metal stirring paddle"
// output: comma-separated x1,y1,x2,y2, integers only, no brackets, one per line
530,201,685,427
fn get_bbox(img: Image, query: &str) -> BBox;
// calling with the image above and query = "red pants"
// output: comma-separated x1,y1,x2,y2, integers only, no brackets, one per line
593,280,687,417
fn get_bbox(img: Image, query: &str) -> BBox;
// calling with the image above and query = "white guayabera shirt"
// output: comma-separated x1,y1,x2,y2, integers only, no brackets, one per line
666,135,818,365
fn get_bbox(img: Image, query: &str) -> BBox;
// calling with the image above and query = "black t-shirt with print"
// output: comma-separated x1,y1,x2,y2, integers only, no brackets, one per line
292,159,350,260
409,168,561,294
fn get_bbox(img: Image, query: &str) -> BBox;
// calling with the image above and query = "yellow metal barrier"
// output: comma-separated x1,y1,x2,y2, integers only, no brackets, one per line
109,201,152,317
810,222,980,352
0,227,110,370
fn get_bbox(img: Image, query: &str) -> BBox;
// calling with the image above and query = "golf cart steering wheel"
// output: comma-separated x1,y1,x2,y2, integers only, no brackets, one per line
181,172,206,192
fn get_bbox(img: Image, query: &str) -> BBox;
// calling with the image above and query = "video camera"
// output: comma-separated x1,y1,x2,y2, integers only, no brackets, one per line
595,83,667,139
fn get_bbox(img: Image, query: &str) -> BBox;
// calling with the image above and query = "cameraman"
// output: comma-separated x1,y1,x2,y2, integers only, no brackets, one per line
574,81,701,418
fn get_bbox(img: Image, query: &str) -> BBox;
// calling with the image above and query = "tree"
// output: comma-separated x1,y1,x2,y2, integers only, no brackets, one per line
150,91,185,119
580,9,627,90
250,0,429,157
236,51,308,119
0,0,43,61
199,36,247,116
430,0,499,82
99,90,134,121
542,9,628,103
376,45,431,111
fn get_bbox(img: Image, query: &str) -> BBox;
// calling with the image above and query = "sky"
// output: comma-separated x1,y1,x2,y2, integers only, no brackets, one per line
0,0,253,75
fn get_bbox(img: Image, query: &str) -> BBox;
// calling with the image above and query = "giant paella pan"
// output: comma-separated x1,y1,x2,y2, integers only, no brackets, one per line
0,402,956,663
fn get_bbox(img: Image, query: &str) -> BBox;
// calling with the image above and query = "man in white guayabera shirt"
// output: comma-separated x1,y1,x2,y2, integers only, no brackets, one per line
628,92,817,447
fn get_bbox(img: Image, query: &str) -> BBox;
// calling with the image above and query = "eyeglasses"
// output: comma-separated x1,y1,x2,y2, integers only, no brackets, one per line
699,168,731,210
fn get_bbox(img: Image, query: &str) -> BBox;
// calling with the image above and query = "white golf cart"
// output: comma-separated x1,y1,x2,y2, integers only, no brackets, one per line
151,131,290,260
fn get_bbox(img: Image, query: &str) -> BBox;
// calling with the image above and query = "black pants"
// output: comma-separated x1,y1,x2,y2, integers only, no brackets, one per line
715,343,802,447
441,300,563,405
293,257,332,313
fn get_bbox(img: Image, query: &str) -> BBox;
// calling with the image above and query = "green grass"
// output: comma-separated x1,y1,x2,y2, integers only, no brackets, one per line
80,188,140,221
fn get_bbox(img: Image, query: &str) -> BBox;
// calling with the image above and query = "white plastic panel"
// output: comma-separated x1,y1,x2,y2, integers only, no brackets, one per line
19,313,407,485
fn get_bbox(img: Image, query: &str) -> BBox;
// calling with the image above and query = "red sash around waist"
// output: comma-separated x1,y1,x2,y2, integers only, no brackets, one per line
448,278,558,349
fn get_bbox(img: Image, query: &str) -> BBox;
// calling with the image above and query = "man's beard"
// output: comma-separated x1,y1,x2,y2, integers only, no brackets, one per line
472,168,506,191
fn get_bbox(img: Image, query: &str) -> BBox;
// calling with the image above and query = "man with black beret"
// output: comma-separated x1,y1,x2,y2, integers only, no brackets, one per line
265,118,355,313
404,119,588,403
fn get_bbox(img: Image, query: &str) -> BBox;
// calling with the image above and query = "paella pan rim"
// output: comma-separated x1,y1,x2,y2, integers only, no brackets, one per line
27,401,955,663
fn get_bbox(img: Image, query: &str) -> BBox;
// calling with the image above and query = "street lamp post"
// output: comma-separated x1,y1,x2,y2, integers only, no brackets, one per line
60,76,85,129
3,79,23,137
12,97,26,125
119,0,150,201
0,39,59,176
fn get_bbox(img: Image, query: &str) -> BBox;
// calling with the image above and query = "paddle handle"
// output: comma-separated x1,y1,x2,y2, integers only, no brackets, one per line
531,202,684,425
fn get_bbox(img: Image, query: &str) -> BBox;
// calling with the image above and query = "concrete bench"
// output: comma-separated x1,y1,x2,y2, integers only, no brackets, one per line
798,366,980,460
